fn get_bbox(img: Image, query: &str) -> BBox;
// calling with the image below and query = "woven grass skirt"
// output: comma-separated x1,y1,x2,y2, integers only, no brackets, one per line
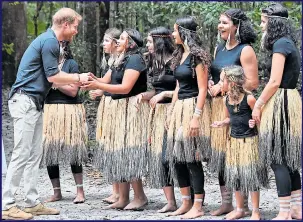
42,104,88,166
225,136,269,193
166,97,211,164
93,95,112,168
101,96,150,183
259,88,302,171
209,96,230,173
147,103,171,188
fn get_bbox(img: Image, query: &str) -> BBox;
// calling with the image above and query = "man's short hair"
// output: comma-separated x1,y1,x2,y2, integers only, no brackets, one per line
52,7,82,26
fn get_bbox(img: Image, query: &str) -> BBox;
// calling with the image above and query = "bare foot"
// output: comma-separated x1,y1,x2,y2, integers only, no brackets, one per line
102,194,119,204
180,206,204,219
124,197,148,210
157,203,177,213
73,193,85,204
225,210,246,220
167,202,192,216
105,199,130,210
210,204,234,216
272,212,292,220
250,211,261,220
44,194,62,203
225,207,250,218
291,206,302,220
244,207,251,216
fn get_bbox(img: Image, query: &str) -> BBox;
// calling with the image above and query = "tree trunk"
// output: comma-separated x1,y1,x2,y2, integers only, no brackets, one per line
2,2,27,87
33,2,44,37
46,2,53,29
96,2,101,75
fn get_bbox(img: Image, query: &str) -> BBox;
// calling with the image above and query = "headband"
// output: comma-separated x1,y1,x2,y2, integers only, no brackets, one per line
176,24,202,33
262,13,288,20
151,34,172,38
104,34,118,42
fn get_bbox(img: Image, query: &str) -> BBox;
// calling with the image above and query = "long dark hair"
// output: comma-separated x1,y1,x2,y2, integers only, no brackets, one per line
261,3,297,50
114,28,145,70
147,27,175,80
170,16,210,74
223,8,257,44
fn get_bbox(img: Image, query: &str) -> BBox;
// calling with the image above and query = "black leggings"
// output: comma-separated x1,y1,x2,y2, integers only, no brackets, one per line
219,170,225,186
47,164,83,179
163,162,173,187
271,163,301,197
175,161,205,195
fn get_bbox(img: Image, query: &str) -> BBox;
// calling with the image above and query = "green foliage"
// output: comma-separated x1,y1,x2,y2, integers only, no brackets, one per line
22,1,301,95
9,2,20,6
2,43,14,55
26,2,64,42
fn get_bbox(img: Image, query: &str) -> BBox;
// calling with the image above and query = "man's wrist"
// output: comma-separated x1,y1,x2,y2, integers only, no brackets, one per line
76,74,80,82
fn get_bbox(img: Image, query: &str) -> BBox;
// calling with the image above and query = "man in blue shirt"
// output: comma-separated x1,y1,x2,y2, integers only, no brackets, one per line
2,7,91,220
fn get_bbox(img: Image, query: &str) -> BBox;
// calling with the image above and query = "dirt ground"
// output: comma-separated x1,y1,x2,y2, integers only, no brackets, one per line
1,87,283,220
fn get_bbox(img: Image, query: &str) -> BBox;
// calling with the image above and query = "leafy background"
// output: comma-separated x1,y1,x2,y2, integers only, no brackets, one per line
2,1,302,94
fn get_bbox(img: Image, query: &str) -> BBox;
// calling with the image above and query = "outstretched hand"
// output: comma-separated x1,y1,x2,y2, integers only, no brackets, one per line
211,120,226,128
80,77,101,90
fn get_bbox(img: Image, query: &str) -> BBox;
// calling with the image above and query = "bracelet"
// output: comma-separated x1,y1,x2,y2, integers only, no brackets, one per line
194,108,202,117
255,98,265,109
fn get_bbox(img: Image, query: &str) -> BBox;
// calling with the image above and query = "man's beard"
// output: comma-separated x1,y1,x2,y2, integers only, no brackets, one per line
260,31,267,51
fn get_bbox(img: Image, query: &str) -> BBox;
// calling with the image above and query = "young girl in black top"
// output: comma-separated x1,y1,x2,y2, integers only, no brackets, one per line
212,65,268,220
42,41,87,204
135,27,177,213
209,8,259,218
166,16,211,219
89,28,121,205
253,3,302,220
82,29,149,211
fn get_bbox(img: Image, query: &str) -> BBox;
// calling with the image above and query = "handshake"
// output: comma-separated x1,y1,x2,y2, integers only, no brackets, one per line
78,72,102,90
77,72,97,83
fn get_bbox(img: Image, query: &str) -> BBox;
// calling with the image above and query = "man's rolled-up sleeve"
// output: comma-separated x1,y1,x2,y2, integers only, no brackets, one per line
42,38,60,77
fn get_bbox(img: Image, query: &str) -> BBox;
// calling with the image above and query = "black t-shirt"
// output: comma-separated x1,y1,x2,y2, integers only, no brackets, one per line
150,60,176,103
210,43,248,84
226,94,258,138
99,62,111,97
110,54,147,100
272,37,301,89
174,54,199,99
45,59,82,104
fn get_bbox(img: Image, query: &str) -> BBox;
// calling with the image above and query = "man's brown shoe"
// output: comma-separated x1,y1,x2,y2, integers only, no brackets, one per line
23,203,60,216
2,206,33,220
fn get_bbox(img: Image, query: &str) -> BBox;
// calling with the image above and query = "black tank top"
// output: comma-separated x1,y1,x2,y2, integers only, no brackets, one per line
210,43,248,84
226,94,258,138
174,54,199,99
150,60,176,104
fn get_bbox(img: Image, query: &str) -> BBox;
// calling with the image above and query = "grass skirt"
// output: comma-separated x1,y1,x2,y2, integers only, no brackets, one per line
259,89,302,171
100,96,150,183
93,95,112,168
225,136,269,193
42,104,88,166
147,103,171,188
166,97,211,164
209,96,229,174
